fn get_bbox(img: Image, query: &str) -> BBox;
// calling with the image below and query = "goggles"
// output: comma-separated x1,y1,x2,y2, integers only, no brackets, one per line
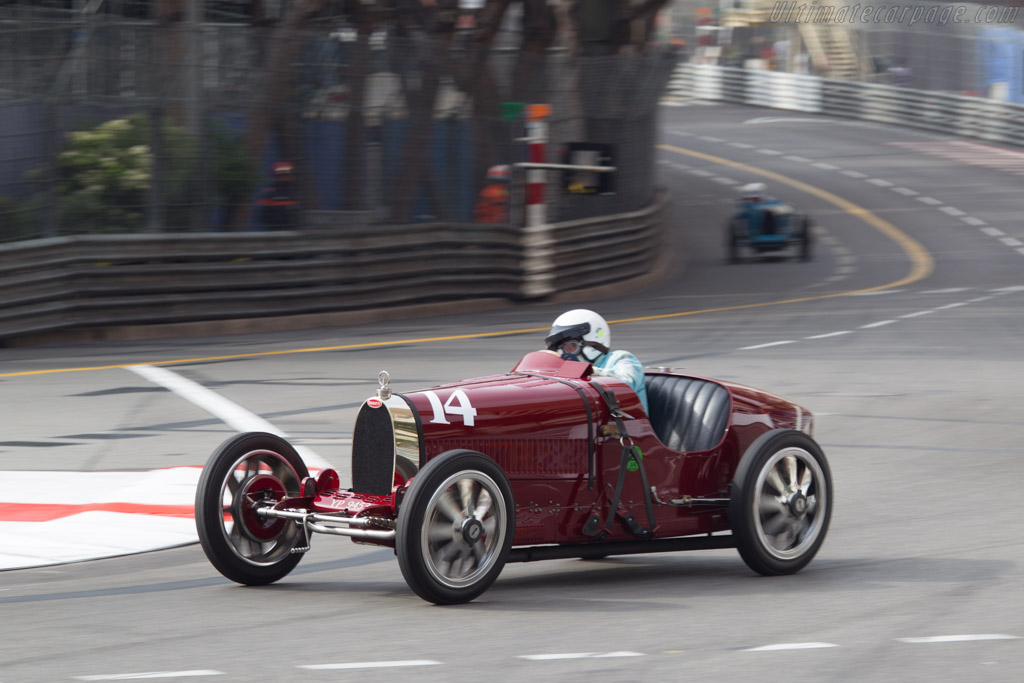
558,338,584,356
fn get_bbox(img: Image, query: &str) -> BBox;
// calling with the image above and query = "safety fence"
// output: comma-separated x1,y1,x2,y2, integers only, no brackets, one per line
668,64,1024,147
0,189,667,343
0,12,677,241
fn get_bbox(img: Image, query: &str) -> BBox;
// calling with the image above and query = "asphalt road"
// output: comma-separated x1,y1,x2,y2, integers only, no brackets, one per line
1,103,1023,682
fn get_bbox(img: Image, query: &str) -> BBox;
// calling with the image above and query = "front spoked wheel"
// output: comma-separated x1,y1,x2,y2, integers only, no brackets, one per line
195,432,309,585
396,450,514,604
729,429,832,575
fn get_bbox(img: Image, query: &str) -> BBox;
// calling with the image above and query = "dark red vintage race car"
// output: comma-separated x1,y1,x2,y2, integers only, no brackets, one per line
196,351,832,604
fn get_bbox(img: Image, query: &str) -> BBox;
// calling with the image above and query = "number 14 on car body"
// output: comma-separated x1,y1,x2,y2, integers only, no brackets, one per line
422,390,477,426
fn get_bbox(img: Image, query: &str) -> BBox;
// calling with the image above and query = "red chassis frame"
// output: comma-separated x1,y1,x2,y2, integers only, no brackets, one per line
270,351,812,549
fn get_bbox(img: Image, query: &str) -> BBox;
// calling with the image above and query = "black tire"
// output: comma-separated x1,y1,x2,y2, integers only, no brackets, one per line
799,217,813,262
729,429,832,576
195,432,309,585
396,450,514,604
727,219,744,264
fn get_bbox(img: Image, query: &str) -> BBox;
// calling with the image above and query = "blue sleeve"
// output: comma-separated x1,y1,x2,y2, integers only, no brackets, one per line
598,351,649,415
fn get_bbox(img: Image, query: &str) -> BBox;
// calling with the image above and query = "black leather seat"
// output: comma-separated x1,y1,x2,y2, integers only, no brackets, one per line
644,375,731,452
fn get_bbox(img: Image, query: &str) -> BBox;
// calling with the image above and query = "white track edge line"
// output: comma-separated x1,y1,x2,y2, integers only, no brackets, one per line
127,365,332,469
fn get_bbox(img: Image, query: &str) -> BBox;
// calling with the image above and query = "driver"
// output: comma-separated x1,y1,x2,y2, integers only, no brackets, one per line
741,182,768,204
544,309,649,414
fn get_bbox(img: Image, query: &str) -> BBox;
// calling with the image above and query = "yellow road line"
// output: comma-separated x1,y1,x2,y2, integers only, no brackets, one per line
2,146,934,378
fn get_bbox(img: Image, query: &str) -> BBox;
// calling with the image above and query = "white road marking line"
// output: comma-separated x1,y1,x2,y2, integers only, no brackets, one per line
967,296,993,303
841,170,867,178
758,148,782,155
740,341,795,350
981,227,1006,236
861,320,897,328
898,635,1020,644
961,216,986,226
937,302,967,309
744,643,838,652
940,206,966,216
837,265,857,274
1018,247,1024,256
300,660,442,670
900,311,934,318
74,672,223,681
713,177,739,185
127,365,332,469
689,169,714,177
867,178,893,187
699,136,724,142
806,331,852,339
991,285,1024,292
669,130,694,137
813,162,838,170
892,187,919,196
730,142,755,149
831,245,852,255
1000,237,1024,246
784,155,810,162
921,287,969,294
851,289,903,296
519,652,644,661
917,196,943,205
836,255,857,264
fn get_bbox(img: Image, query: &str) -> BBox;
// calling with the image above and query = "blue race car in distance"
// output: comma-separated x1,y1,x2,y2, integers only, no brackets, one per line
727,183,813,263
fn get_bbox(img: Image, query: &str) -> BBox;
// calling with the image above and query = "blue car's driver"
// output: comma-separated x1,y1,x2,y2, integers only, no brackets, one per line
544,309,649,415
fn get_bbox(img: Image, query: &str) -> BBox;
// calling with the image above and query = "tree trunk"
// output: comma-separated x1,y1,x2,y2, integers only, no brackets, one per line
462,0,512,207
344,4,374,211
510,0,557,104
391,0,459,223
222,0,326,230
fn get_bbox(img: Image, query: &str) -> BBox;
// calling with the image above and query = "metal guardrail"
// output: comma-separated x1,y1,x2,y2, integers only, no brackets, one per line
671,64,1024,148
520,188,667,299
0,193,668,344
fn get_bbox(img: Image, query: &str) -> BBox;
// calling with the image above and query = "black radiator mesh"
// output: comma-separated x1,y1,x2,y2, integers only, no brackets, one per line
351,402,395,495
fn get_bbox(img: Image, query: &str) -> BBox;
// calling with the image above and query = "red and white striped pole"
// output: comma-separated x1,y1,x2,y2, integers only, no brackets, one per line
524,103,551,229
521,104,554,298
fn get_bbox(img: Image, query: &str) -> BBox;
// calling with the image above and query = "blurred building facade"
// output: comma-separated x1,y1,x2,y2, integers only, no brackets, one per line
666,0,1024,100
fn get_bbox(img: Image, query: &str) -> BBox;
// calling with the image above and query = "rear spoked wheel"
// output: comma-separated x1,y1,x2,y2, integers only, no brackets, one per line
195,432,308,585
730,429,832,575
397,450,514,604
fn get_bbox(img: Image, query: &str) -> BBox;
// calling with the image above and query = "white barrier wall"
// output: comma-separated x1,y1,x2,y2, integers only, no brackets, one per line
669,64,1024,148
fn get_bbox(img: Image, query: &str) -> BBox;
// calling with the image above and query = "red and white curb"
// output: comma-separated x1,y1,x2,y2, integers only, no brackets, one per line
0,467,200,570
1,364,333,572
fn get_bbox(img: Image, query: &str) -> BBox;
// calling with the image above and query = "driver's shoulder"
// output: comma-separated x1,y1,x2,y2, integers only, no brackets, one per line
602,348,643,369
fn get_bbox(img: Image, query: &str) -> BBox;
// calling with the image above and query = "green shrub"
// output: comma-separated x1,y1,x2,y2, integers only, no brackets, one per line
47,113,257,234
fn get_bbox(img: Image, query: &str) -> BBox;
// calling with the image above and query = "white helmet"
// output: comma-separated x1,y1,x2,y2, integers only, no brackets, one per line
545,309,610,363
742,182,767,200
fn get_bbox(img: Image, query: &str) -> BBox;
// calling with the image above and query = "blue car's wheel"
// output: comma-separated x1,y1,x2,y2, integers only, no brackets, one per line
799,217,813,262
727,219,744,264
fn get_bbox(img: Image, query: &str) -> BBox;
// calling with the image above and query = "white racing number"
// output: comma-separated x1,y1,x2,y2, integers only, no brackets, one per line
422,389,477,427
